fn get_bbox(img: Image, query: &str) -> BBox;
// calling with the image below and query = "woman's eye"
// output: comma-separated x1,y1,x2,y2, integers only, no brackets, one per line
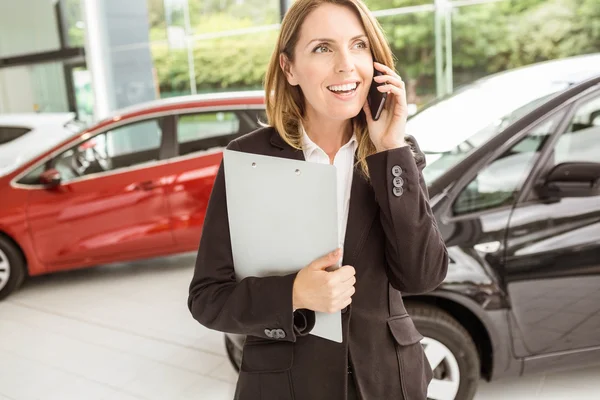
355,41,368,49
314,45,330,53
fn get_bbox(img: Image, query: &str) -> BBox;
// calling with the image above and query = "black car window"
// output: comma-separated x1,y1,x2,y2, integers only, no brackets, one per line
554,94,600,164
453,110,565,216
51,118,164,181
422,92,561,184
177,111,242,157
0,126,30,144
17,164,45,185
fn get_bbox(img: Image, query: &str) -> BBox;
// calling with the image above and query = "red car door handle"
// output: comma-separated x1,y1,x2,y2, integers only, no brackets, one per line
134,181,159,191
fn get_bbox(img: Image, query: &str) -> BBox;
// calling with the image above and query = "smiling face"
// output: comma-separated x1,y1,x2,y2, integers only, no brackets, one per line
281,3,374,124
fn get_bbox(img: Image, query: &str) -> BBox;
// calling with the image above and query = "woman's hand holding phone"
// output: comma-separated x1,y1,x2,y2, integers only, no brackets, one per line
292,249,356,314
363,61,409,152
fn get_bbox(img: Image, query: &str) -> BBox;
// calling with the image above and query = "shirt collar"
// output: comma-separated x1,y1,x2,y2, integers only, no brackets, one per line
300,125,358,159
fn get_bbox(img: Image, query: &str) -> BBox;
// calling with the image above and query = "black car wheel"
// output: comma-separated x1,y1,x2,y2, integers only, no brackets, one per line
0,236,26,301
408,303,480,400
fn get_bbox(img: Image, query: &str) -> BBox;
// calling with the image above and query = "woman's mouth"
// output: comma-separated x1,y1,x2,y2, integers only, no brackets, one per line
327,82,360,100
327,82,359,96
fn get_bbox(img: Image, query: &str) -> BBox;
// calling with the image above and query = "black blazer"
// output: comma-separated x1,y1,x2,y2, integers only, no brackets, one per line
188,126,448,400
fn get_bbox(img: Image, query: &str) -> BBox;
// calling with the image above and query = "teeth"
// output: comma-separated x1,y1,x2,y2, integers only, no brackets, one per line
328,82,357,92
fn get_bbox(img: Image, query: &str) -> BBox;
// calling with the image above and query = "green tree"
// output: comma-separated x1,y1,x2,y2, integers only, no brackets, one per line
148,0,600,102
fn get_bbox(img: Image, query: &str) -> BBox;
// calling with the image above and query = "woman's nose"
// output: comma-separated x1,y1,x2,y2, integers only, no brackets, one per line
335,50,355,73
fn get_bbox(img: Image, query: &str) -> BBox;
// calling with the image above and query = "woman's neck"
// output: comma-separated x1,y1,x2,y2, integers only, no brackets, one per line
303,117,353,159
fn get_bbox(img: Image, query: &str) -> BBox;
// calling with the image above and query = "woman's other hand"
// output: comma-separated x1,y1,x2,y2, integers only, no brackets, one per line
363,61,409,152
293,249,356,313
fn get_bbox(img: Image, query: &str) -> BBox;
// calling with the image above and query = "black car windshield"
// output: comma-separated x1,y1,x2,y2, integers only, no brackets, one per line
407,77,570,184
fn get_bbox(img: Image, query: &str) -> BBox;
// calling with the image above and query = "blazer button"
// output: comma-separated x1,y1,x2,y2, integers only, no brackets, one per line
393,177,404,188
275,329,286,339
393,186,404,197
264,329,274,338
391,165,403,177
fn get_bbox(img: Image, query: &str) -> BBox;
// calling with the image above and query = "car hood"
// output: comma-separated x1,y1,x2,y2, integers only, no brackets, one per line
407,54,600,154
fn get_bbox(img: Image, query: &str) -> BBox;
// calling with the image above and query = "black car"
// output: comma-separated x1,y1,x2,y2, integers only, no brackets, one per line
225,54,600,400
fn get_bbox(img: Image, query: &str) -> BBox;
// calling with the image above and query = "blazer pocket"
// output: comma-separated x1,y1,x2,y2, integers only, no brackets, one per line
387,315,433,400
388,314,424,345
241,339,294,374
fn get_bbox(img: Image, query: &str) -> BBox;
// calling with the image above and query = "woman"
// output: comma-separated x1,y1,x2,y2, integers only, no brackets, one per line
188,0,448,398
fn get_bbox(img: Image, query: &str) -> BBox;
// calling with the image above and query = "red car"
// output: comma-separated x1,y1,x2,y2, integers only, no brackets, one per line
0,91,266,299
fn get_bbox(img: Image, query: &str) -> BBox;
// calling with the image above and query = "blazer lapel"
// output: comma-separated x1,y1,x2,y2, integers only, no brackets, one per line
343,165,378,267
269,128,305,161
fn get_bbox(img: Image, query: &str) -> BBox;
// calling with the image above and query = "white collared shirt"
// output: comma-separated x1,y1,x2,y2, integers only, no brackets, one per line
301,128,358,251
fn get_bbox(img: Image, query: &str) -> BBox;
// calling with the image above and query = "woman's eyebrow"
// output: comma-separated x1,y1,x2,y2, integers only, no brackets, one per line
304,34,368,49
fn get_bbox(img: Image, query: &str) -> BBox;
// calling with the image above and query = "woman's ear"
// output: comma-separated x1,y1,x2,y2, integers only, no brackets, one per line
280,53,299,86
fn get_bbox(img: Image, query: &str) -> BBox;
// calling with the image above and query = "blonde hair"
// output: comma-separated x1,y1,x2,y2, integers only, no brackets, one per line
263,0,396,178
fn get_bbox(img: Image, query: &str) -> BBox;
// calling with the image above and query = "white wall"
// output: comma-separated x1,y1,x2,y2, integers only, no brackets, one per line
0,67,35,113
0,0,68,114
0,0,61,58
31,63,69,112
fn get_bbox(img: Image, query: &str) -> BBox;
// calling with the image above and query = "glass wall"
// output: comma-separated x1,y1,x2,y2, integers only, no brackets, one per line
146,0,599,109
0,63,70,114
149,0,280,97
3,0,596,116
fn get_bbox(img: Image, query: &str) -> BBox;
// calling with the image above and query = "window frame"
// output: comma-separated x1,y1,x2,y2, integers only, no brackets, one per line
517,86,600,205
171,109,256,159
440,97,577,222
45,116,172,184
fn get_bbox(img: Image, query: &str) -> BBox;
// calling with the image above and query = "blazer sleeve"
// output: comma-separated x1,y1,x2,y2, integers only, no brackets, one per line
187,139,315,342
365,136,448,294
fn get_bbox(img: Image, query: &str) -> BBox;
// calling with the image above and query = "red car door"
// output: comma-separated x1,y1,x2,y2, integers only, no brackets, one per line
165,110,254,248
26,117,175,269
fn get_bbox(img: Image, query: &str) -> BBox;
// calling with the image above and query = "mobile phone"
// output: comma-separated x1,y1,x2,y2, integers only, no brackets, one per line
367,69,388,121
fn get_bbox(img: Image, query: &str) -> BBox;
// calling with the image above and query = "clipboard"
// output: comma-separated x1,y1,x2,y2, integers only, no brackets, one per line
223,149,343,343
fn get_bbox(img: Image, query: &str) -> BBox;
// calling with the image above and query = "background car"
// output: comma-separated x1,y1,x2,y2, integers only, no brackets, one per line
0,91,265,300
0,113,84,174
226,54,599,400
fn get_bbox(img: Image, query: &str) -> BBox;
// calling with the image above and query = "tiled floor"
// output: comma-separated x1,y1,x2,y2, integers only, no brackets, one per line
0,253,598,400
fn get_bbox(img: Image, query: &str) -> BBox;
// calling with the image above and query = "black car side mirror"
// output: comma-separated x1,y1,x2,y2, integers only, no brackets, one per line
39,168,62,188
538,162,600,199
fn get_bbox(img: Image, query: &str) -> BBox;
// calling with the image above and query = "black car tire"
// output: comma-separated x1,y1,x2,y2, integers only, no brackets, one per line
0,236,26,301
407,303,480,400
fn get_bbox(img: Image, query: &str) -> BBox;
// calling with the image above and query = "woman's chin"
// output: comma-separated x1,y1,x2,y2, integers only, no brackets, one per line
326,105,366,121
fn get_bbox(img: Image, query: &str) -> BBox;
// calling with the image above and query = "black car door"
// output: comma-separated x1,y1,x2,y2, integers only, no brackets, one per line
425,97,573,374
503,88,600,369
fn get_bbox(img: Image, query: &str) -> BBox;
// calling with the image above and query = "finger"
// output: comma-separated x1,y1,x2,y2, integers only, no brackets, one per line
342,275,357,287
340,285,356,300
377,84,406,94
373,74,405,89
333,286,355,305
309,248,342,271
339,295,353,309
331,265,355,281
374,61,400,78
378,84,408,111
